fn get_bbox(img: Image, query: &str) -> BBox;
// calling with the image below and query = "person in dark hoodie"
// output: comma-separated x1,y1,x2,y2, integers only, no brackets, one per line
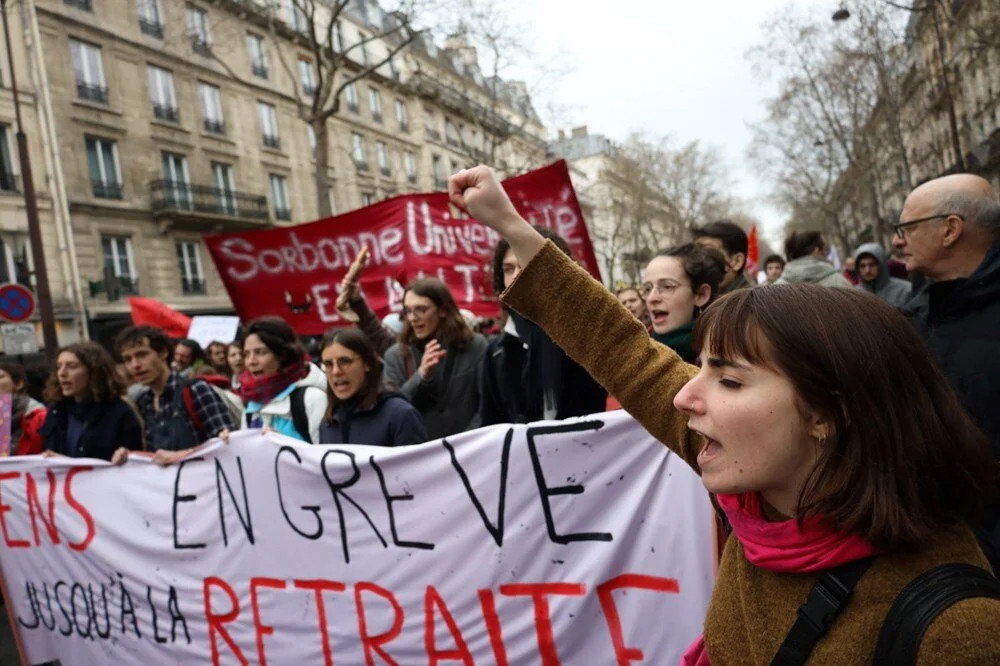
480,227,607,425
852,242,912,307
895,173,1000,572
319,327,426,446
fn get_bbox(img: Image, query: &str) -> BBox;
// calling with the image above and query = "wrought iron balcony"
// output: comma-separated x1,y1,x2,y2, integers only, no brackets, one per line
139,18,163,38
252,63,268,78
355,160,369,172
190,36,211,57
434,177,447,190
407,174,417,185
302,84,316,97
150,180,268,222
274,207,292,221
398,120,409,133
0,171,19,192
347,101,359,113
380,167,391,177
262,134,281,149
76,82,108,104
92,181,122,199
64,0,92,10
372,111,383,123
203,118,225,135
425,127,441,140
153,104,180,123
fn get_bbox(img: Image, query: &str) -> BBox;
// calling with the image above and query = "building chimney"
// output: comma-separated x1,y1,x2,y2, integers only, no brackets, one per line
571,125,588,138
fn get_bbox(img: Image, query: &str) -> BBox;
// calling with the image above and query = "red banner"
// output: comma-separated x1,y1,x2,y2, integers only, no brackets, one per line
204,161,600,335
129,297,192,338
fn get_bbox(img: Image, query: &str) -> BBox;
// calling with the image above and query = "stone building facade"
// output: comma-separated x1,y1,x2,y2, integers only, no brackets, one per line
2,0,546,349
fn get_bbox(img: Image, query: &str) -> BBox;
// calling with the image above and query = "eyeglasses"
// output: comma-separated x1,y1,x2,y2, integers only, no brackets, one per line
321,355,359,371
891,213,961,239
402,305,434,318
639,279,684,298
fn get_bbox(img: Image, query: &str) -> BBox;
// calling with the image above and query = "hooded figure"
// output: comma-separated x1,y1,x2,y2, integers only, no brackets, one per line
852,242,912,307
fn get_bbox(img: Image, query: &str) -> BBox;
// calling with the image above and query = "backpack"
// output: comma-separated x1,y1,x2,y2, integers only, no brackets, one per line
772,559,1000,665
181,375,244,437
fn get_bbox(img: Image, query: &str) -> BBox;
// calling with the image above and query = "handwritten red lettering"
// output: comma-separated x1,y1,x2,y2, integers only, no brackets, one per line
355,581,403,666
63,467,95,551
500,582,586,666
477,589,509,666
294,579,347,666
203,576,249,666
25,470,60,546
424,586,473,665
0,471,29,548
597,574,680,665
250,577,286,666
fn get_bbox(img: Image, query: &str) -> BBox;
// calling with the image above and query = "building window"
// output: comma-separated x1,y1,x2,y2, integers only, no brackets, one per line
360,192,373,207
345,83,358,113
147,65,179,122
432,154,445,189
269,174,291,221
445,120,461,148
176,241,205,294
257,102,280,149
352,133,368,170
286,0,307,33
186,6,211,56
0,128,17,192
137,0,164,37
298,58,315,96
306,124,316,154
161,152,191,209
368,88,382,122
198,82,224,134
212,162,235,215
70,39,107,104
424,108,440,139
375,141,390,176
403,150,416,185
395,99,408,132
102,236,138,295
86,137,122,199
247,33,268,78
0,236,32,287
333,20,343,52
64,0,92,12
357,31,369,66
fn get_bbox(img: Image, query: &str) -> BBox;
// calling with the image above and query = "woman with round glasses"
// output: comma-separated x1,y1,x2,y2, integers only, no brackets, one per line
319,328,426,446
384,278,488,439
641,244,726,362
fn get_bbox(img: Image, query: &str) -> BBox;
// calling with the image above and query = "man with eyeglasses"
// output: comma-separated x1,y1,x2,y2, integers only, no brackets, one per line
896,172,1000,572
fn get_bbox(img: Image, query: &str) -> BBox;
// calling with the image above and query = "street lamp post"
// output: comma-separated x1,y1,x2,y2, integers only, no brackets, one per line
1,0,59,360
832,1,965,172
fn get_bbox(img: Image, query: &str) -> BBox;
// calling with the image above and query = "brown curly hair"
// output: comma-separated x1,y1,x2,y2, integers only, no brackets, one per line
44,342,126,403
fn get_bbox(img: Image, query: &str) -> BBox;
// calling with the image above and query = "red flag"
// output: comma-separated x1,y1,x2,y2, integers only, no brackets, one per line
128,297,192,338
746,225,759,276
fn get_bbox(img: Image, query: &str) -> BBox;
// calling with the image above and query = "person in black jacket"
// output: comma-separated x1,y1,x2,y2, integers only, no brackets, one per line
896,173,1000,572
318,327,426,446
40,342,144,463
480,226,606,426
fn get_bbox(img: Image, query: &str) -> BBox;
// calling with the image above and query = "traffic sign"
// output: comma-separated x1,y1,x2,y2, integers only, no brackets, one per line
0,284,35,323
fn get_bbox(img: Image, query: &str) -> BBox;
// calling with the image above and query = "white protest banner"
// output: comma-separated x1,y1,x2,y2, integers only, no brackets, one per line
0,411,715,665
187,316,241,349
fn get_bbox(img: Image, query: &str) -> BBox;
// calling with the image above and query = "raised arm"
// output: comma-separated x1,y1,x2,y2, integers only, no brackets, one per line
449,167,704,468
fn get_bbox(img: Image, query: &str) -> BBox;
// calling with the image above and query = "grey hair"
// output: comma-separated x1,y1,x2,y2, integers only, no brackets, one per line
934,190,1000,238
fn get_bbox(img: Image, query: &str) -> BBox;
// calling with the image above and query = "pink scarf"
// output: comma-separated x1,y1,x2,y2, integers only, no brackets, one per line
681,491,880,665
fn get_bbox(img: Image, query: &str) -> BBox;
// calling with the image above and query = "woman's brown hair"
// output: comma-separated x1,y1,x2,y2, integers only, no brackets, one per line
44,342,126,403
320,327,382,416
694,283,997,550
245,317,307,370
398,278,473,348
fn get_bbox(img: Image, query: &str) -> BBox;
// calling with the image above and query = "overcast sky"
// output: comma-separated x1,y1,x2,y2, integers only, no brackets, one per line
503,0,834,244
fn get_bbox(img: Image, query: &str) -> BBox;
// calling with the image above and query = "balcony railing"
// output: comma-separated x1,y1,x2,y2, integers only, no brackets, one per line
347,101,359,113
434,177,447,190
252,63,268,78
149,179,268,220
190,36,211,57
372,111,383,123
64,0,92,10
274,207,292,221
355,160,369,172
398,120,409,133
425,127,441,140
92,181,123,199
380,167,391,177
139,18,163,38
91,271,138,301
181,277,206,295
153,104,180,123
0,171,19,192
262,134,281,149
407,174,417,185
302,84,316,97
203,118,225,135
76,82,108,104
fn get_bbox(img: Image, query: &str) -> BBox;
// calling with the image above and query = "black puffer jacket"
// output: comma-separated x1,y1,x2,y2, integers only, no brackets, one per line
41,398,144,461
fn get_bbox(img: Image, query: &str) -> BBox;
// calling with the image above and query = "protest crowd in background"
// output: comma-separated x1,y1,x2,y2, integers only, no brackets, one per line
1,165,999,665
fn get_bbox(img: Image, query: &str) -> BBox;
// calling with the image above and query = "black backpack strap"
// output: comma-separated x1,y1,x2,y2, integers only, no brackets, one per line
874,563,1000,665
771,556,876,666
289,386,312,443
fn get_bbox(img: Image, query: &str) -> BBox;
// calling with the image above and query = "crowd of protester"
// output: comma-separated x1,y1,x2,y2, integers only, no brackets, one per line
2,167,999,661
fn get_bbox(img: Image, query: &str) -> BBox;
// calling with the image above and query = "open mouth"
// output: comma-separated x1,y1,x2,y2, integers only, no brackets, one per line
690,427,722,466
649,309,669,325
